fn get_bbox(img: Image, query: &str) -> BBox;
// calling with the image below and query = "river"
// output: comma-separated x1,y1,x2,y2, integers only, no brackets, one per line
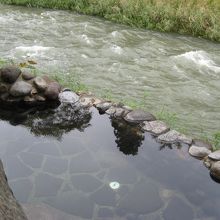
0,5,220,137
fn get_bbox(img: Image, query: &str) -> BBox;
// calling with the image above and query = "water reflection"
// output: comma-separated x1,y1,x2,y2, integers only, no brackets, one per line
111,117,145,155
0,103,92,139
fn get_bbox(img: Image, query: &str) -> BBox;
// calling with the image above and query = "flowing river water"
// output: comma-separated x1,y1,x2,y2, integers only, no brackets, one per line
0,4,220,220
0,4,220,138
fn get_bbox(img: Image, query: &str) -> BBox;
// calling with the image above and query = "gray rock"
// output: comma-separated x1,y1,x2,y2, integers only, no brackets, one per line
188,145,211,159
210,161,220,180
157,130,192,145
142,120,170,135
192,139,213,151
96,102,112,113
79,95,95,107
45,82,61,100
0,66,21,83
124,110,156,123
10,81,32,97
208,150,220,161
33,76,47,91
105,106,116,115
114,107,126,118
22,71,35,80
58,91,79,104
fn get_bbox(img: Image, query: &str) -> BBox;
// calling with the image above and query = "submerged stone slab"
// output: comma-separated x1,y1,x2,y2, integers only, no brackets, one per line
142,120,169,136
124,110,156,123
163,197,194,220
47,192,94,219
43,157,68,175
0,66,21,83
157,130,192,145
208,150,220,161
10,81,32,97
71,174,102,193
118,181,163,214
90,185,116,206
70,152,100,173
188,145,211,159
210,161,220,180
35,173,63,197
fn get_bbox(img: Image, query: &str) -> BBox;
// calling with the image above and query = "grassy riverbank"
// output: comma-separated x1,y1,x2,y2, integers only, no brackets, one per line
0,0,220,42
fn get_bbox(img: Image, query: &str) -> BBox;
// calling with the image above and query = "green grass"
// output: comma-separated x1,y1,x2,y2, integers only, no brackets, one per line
0,0,220,41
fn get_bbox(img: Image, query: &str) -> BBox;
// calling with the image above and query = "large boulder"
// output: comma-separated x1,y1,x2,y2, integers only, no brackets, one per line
45,82,61,100
0,160,28,220
33,77,47,91
0,66,21,83
10,81,32,97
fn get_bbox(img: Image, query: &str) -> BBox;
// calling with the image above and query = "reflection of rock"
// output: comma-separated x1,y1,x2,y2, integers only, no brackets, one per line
27,103,92,139
111,118,144,155
0,160,28,220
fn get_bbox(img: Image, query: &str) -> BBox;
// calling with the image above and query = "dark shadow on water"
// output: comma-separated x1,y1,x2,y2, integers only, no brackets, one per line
111,117,145,155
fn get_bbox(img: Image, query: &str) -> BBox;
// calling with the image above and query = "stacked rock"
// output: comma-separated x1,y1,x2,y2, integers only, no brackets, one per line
0,66,62,106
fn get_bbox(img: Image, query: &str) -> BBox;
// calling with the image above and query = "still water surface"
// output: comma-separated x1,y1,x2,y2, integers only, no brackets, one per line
0,103,219,220
0,4,220,137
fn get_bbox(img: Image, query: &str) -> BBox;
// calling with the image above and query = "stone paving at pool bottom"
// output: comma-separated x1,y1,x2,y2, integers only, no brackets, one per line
0,106,219,220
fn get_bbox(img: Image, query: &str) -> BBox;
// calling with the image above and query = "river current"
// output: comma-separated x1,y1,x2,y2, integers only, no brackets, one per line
0,5,220,137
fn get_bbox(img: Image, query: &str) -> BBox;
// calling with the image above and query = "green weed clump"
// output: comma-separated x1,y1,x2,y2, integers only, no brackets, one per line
0,0,219,41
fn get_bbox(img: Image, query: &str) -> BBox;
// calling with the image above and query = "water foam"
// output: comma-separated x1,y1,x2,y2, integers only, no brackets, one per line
174,50,220,73
15,46,52,52
111,44,123,55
